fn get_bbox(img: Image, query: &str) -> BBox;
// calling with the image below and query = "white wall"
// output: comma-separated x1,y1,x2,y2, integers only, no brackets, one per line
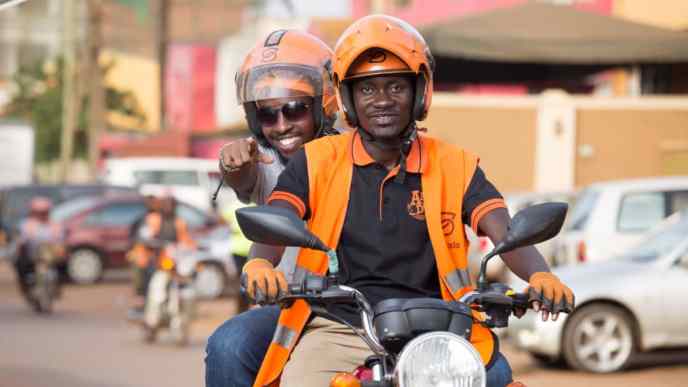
535,91,577,192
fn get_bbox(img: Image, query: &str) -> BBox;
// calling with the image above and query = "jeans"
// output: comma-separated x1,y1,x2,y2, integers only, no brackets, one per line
205,305,281,387
205,305,512,387
487,352,514,387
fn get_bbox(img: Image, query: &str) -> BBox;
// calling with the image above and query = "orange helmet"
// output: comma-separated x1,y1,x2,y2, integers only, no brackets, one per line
235,30,337,144
333,15,435,127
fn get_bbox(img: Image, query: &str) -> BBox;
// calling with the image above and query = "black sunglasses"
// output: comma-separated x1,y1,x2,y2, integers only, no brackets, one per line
256,100,312,126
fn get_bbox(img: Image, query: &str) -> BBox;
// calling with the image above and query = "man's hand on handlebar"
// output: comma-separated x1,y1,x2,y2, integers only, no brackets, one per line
241,258,288,305
526,272,575,321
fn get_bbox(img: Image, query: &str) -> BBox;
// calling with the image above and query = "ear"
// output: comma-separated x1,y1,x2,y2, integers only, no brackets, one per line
339,83,358,128
413,74,426,121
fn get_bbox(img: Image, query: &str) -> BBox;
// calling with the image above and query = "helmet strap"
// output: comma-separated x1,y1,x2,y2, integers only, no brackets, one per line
395,122,417,184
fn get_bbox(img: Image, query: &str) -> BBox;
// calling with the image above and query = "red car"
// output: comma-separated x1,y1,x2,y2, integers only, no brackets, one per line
51,194,220,284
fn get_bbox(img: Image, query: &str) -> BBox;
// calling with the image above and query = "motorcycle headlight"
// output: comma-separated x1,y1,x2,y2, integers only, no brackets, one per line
396,332,485,387
160,256,176,271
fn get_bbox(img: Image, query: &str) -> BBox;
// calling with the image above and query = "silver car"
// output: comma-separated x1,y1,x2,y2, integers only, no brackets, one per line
507,210,688,373
467,191,577,282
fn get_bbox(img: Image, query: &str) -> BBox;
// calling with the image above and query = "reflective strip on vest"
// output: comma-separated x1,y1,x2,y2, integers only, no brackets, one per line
272,324,297,349
445,269,471,295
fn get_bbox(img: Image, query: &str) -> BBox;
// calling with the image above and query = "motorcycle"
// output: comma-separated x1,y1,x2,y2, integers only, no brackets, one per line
236,202,572,387
15,240,63,314
137,229,198,346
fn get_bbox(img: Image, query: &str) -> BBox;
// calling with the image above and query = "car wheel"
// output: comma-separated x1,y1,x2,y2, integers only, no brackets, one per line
563,304,636,373
67,248,104,285
194,263,226,299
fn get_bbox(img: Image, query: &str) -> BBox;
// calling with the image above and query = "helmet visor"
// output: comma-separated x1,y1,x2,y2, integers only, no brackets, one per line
236,63,332,104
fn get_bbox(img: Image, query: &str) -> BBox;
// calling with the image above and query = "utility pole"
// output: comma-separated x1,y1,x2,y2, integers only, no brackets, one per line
158,0,168,130
60,0,78,182
87,0,104,179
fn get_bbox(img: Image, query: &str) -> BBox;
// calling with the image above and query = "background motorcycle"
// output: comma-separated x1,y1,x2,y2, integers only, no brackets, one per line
15,240,63,314
236,203,572,387
138,230,198,346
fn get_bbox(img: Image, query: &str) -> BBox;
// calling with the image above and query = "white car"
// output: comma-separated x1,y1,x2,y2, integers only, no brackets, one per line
555,176,688,266
101,157,231,212
507,210,688,373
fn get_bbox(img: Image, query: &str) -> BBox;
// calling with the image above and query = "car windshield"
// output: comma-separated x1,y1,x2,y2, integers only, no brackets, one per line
51,197,99,222
620,211,688,263
565,189,600,231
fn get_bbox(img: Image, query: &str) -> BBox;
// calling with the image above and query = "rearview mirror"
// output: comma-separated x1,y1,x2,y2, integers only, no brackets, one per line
492,202,568,256
236,206,329,252
478,202,568,290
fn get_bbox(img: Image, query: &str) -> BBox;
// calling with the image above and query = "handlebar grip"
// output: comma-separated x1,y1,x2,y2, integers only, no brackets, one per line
510,292,530,310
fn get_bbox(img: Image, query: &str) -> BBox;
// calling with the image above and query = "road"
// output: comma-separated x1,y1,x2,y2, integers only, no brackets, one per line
1,263,687,387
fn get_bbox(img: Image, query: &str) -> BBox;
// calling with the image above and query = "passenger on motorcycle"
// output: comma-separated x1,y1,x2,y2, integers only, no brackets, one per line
12,197,65,296
205,30,339,387
128,194,195,319
239,15,575,387
217,29,339,281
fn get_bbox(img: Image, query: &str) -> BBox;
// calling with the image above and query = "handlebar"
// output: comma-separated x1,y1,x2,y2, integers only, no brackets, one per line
275,276,387,356
246,274,546,351
510,292,530,310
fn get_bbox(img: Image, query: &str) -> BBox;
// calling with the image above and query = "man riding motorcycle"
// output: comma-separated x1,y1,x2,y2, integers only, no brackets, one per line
206,30,339,387
12,197,65,299
237,15,575,387
127,195,160,318
128,194,195,320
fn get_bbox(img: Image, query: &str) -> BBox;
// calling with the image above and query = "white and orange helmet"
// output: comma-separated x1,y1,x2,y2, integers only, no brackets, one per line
235,30,338,144
332,15,435,127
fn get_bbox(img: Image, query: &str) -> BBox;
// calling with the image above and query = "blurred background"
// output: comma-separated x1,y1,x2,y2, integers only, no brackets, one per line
0,1,687,386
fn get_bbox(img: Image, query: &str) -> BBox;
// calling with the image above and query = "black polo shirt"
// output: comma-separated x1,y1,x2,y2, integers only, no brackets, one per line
269,132,505,326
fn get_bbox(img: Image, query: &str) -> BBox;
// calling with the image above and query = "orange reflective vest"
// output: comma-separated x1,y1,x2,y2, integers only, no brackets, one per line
128,213,195,267
255,131,495,387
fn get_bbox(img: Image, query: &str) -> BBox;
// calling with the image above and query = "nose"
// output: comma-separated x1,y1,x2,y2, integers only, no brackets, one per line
273,110,294,135
371,90,394,109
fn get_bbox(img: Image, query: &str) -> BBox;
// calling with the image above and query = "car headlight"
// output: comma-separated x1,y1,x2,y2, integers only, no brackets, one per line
396,332,485,387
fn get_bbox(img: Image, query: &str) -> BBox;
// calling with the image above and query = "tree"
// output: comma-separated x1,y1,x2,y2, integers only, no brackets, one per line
5,56,147,163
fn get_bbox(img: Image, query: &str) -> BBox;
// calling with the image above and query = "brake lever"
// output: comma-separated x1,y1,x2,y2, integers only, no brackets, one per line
320,288,357,303
527,287,575,314
276,286,356,308
478,291,514,306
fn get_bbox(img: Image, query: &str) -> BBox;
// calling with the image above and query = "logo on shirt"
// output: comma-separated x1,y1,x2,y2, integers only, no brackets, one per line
407,190,425,221
441,212,456,236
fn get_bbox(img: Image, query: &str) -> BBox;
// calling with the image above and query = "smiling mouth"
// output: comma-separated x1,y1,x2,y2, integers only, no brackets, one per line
276,136,300,148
